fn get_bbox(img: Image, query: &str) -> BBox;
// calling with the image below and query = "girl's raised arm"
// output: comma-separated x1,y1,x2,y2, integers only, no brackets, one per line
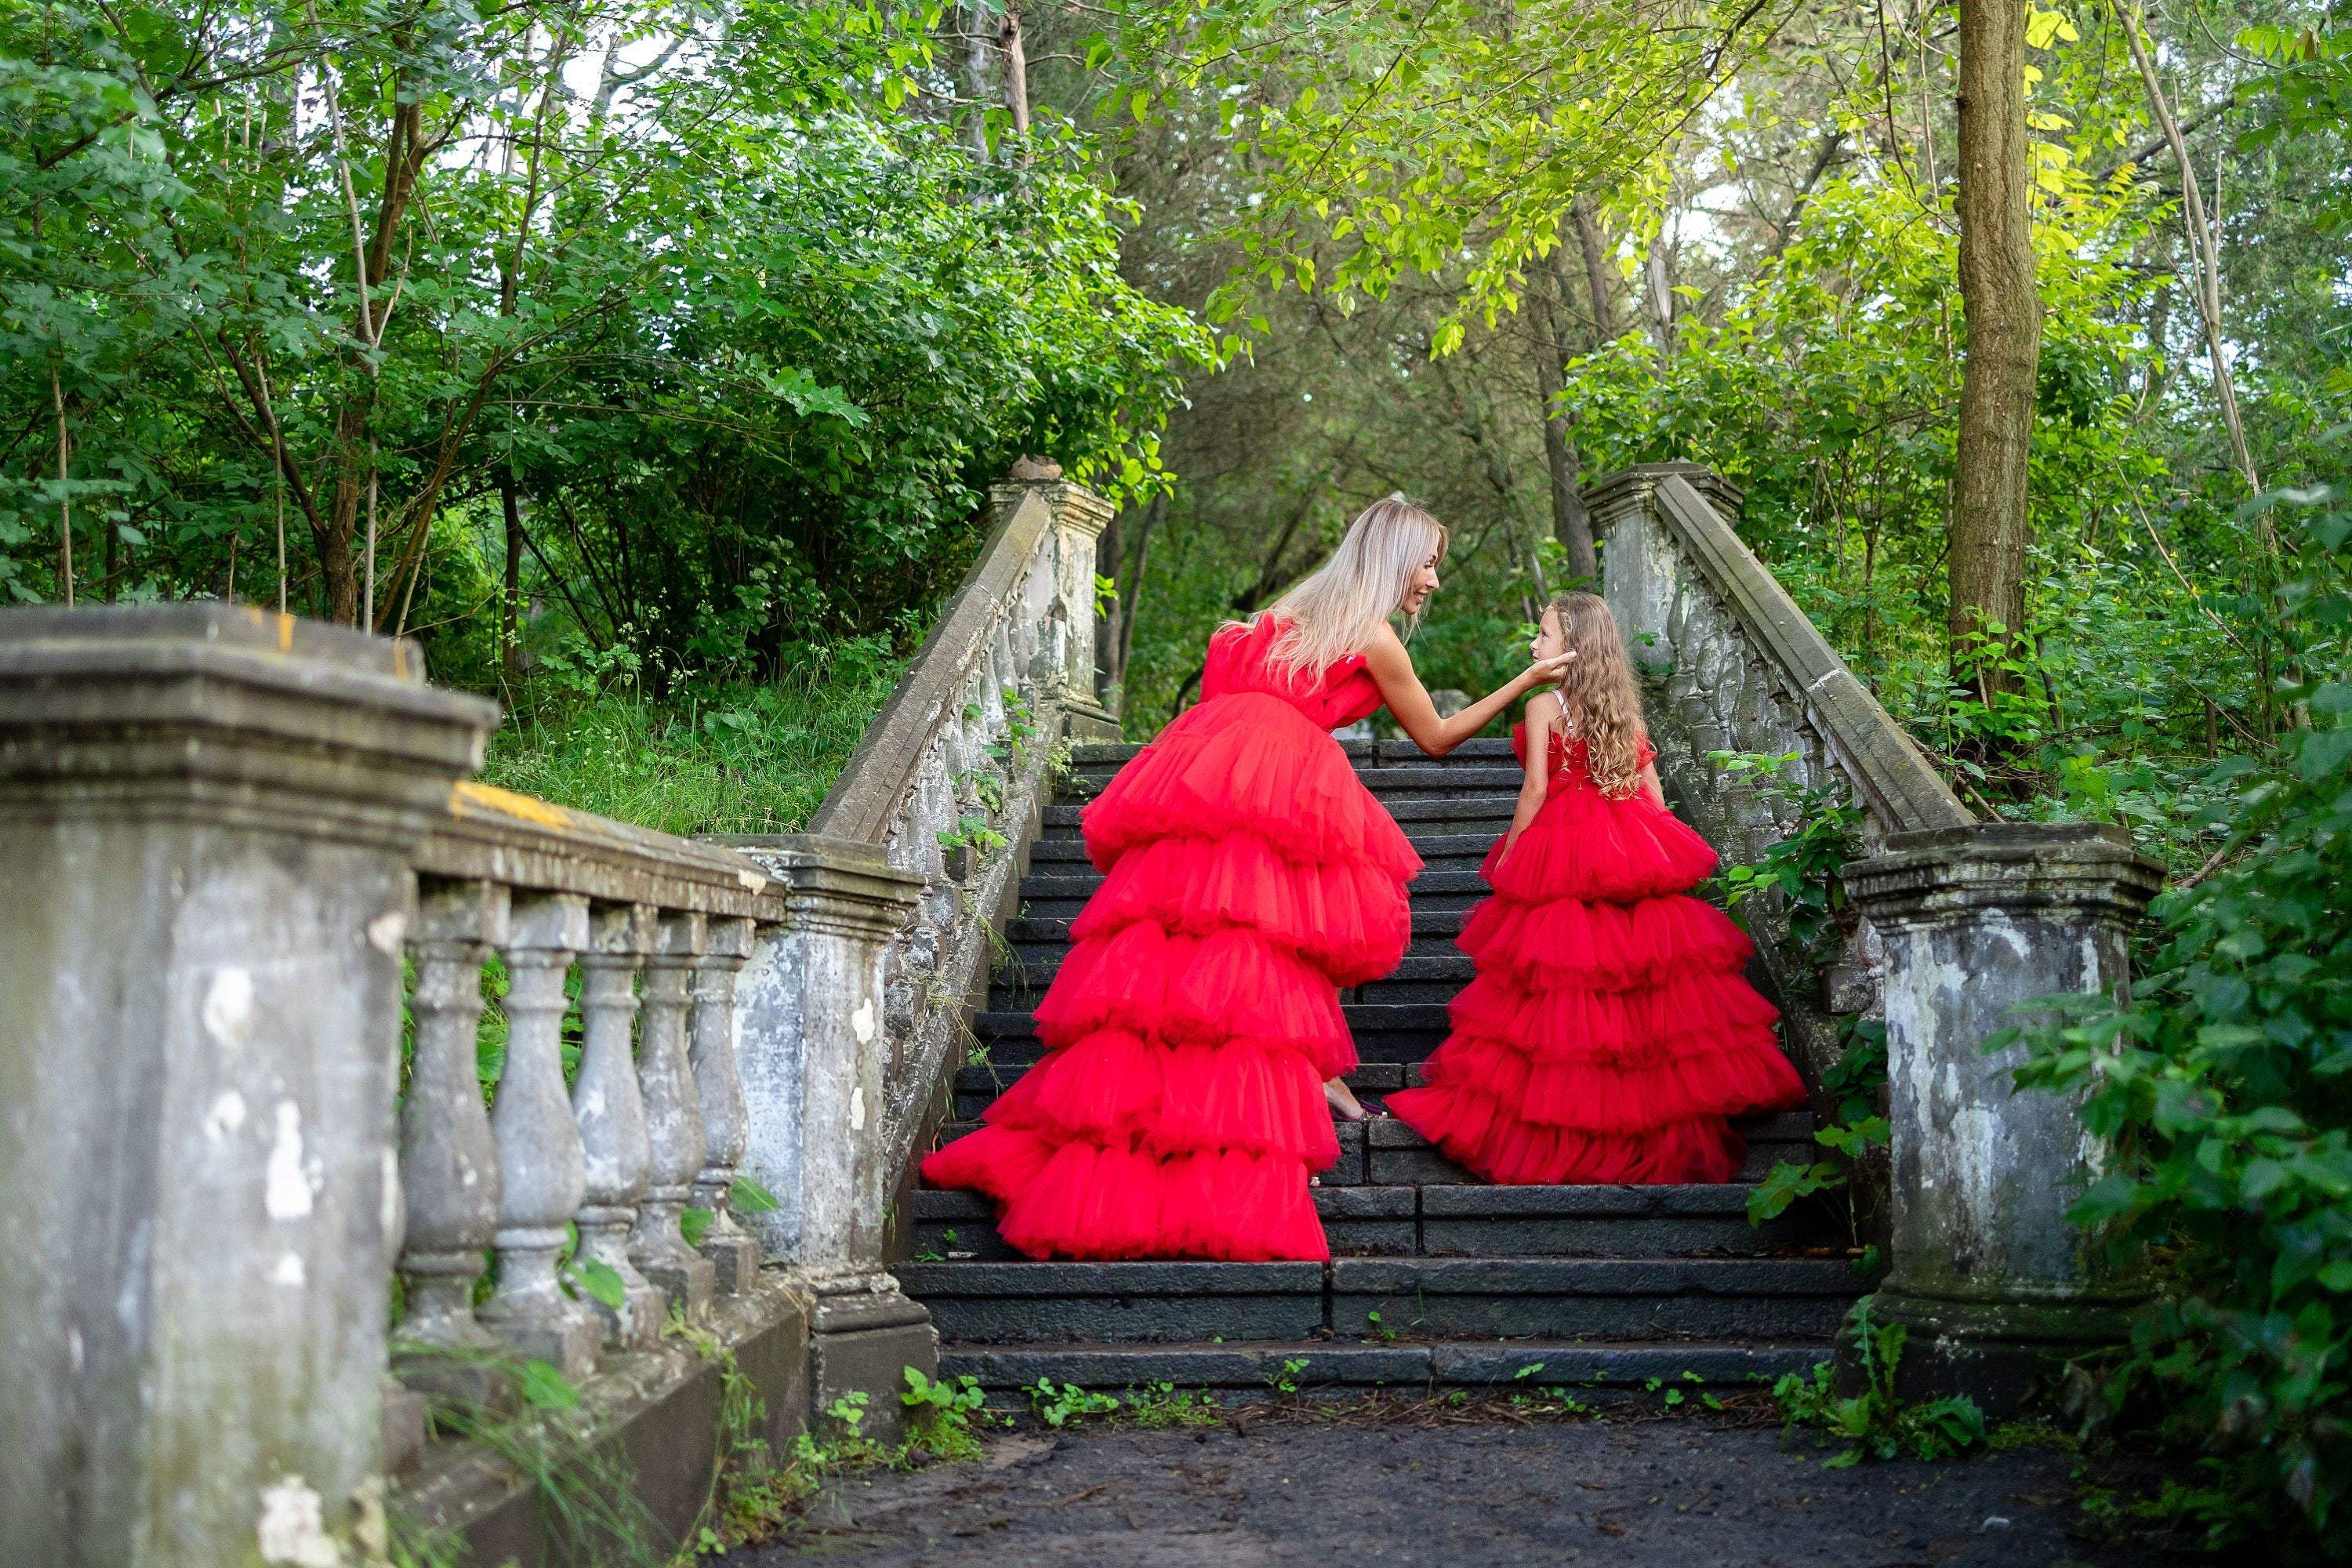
1501,691,1562,860
1363,623,1573,757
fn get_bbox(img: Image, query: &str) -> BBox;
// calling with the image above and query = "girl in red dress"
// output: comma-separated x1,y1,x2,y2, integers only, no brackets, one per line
1389,591,1806,1185
921,496,1573,1260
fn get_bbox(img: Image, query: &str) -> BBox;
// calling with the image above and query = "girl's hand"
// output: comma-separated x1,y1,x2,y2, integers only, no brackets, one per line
1522,651,1576,688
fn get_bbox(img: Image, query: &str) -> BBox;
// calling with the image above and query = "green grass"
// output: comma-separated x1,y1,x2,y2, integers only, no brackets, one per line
480,667,902,837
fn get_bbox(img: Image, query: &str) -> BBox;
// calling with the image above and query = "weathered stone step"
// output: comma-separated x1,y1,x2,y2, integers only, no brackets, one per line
1015,869,1491,921
985,946,1482,1007
1040,796,1521,834
969,1002,1457,1065
1025,832,1498,872
938,1337,1828,1396
912,1181,1835,1261
929,1099,1820,1188
1000,909,1470,949
899,1256,1865,1344
1066,737,1523,773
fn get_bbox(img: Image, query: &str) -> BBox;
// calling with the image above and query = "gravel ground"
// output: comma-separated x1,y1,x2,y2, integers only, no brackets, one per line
739,1403,2209,1567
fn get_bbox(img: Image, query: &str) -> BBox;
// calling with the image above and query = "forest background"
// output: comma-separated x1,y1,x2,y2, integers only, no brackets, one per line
3,0,2349,1554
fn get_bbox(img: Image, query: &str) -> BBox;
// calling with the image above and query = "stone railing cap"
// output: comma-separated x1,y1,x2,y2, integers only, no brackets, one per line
417,781,780,920
714,833,922,926
1846,820,2166,920
810,485,1061,844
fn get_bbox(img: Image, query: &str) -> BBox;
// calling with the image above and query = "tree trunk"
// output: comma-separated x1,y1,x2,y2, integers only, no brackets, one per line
1573,198,1617,342
964,4,993,158
1948,0,2041,685
1000,4,1030,137
502,474,525,686
1535,245,1596,583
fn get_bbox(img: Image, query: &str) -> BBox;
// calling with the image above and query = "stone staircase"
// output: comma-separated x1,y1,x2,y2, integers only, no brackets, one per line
898,738,1870,1399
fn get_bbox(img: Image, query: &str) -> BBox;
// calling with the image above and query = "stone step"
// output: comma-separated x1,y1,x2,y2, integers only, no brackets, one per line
1040,797,1521,835
968,1002,1458,1065
912,1181,1838,1262
1000,909,1470,949
1014,868,1491,920
930,1098,1820,1187
1025,832,1499,873
988,949,1482,1010
938,1338,1831,1396
898,1256,1867,1344
1067,736,1523,773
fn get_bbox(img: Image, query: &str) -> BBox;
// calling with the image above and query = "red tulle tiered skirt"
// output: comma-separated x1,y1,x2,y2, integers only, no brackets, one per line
1388,779,1806,1185
920,691,1418,1260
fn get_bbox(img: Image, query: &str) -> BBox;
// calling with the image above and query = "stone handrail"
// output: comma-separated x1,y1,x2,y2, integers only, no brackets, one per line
1591,463,1969,1083
1594,463,2165,1406
724,471,1116,1287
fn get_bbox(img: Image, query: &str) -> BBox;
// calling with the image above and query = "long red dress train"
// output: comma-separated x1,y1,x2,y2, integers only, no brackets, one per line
1388,723,1805,1185
920,615,1417,1261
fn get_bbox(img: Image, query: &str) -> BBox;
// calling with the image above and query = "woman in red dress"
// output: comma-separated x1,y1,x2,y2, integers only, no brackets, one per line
1389,591,1806,1185
921,496,1573,1260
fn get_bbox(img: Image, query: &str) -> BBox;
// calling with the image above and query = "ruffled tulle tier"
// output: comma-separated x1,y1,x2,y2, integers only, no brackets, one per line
1383,1087,1748,1186
920,1127,1330,1261
1036,922,1356,1081
1480,785,1719,904
1070,830,1411,988
1457,891,1753,989
1398,1022,1803,1134
1443,964,1783,1066
921,670,1414,1262
1083,691,1419,881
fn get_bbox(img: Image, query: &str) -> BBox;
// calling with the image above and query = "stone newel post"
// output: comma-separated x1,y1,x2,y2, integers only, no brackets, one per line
0,606,495,1568
994,461,1119,739
1845,822,2164,1407
724,834,933,1437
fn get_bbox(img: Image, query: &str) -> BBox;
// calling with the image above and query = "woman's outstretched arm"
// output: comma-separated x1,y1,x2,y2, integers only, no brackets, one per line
1362,623,1574,757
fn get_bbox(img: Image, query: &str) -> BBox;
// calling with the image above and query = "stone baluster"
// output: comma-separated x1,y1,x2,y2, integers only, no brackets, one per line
572,902,666,1348
994,469,1119,736
632,912,716,1315
0,604,495,1568
1846,822,2164,1410
394,880,513,1409
479,892,601,1381
690,916,761,1292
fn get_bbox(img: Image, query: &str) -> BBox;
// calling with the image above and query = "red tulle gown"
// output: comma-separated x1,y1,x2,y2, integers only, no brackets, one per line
1388,723,1805,1185
920,614,1419,1260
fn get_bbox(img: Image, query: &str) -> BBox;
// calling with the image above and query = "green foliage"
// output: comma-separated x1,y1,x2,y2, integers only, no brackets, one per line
1,2,1207,698
1025,1377,1121,1428
1773,1299,1988,1468
1117,1381,1223,1428
1264,1356,1310,1396
2002,477,2352,1556
1710,750,1864,963
902,1367,993,1460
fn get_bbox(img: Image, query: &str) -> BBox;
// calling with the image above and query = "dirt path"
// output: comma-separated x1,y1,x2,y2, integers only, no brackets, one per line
739,1406,2204,1566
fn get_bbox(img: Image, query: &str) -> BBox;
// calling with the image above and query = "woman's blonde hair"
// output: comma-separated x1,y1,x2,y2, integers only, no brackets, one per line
1258,494,1449,684
1547,590,1646,798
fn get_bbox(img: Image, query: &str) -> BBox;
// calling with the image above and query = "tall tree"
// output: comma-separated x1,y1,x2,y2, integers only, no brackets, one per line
1948,0,2042,685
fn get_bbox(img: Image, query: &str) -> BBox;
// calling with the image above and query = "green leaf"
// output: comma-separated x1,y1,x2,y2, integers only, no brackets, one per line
681,1207,714,1247
572,1258,626,1311
520,1359,582,1410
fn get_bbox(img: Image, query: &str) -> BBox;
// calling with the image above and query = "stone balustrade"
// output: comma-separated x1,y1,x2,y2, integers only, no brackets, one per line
714,467,1118,1428
1593,464,2164,1406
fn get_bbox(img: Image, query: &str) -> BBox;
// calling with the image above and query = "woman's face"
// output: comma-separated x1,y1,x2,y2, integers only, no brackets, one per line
1399,550,1442,615
1531,604,1566,662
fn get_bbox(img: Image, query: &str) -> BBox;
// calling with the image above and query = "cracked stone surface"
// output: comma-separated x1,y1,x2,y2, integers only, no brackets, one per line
740,1410,2209,1566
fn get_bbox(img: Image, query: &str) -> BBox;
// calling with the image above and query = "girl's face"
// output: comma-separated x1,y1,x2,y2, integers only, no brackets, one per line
1399,550,1442,615
1530,605,1566,662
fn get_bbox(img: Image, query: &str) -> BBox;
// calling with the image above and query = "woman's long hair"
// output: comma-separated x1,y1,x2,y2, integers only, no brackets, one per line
1551,590,1646,798
1259,494,1449,685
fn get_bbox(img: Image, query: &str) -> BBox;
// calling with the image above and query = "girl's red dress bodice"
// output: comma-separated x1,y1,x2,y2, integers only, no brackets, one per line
1388,719,1805,1185
920,615,1416,1260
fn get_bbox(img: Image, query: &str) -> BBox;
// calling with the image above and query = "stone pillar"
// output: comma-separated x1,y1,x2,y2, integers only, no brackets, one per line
632,911,717,1316
690,916,761,1293
1844,822,2164,1409
573,902,666,1348
480,894,601,1380
726,834,935,1439
0,604,495,1568
394,880,513,1411
993,464,1119,739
